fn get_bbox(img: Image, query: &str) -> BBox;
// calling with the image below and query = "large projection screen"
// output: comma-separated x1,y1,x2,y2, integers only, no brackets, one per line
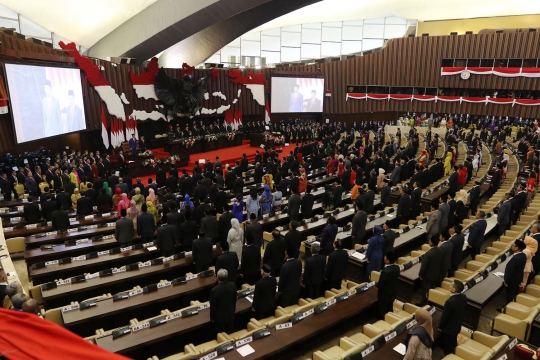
5,63,87,144
271,77,324,113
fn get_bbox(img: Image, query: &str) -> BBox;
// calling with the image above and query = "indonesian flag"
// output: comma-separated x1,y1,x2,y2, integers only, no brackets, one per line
265,98,271,124
129,57,159,100
234,109,243,130
101,105,109,149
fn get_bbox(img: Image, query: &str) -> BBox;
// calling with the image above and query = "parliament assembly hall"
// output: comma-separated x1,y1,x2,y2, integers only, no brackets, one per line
3,1,540,359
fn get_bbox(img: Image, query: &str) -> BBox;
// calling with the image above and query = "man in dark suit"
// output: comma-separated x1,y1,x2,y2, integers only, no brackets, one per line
25,172,39,196
115,209,135,248
419,235,443,306
0,172,16,201
200,208,218,243
215,240,239,284
301,187,315,220
192,232,213,273
449,224,465,277
23,202,41,224
410,182,422,219
51,201,69,231
351,202,367,247
179,210,197,251
84,183,98,206
448,166,459,196
468,210,487,260
437,280,467,356
218,205,234,243
284,221,301,259
137,203,156,243
489,163,502,196
252,264,277,320
117,150,127,177
76,194,93,217
302,241,326,299
469,181,482,216
240,154,249,173
305,90,321,112
156,216,176,257
512,184,527,224
324,240,348,291
320,216,338,255
41,191,57,222
241,236,261,285
287,189,301,222
233,173,244,197
210,269,237,334
503,240,527,306
397,186,411,225
439,231,454,283
263,231,286,277
278,247,302,306
377,251,400,319
245,214,263,248
382,220,396,256
497,193,512,237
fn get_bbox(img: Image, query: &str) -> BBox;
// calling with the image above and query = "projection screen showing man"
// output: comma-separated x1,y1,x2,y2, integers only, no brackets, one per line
5,63,87,144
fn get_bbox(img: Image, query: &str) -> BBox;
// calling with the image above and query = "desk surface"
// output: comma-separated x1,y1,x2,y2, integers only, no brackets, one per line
63,275,218,327
24,225,116,248
96,298,252,354
466,255,510,306
217,287,378,360
24,238,118,264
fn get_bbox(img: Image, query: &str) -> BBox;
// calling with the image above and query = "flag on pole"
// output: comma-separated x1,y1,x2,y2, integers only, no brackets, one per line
265,98,271,124
101,105,109,149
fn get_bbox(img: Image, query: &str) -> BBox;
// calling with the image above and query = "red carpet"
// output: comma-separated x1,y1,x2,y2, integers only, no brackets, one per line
133,140,299,185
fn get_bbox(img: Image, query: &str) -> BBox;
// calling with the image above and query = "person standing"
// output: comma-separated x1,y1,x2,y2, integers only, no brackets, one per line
241,236,261,285
302,242,326,299
210,269,237,334
41,79,61,137
438,195,450,232
377,251,400,319
497,193,512,237
115,209,135,248
468,180,481,216
284,221,301,259
215,241,239,284
366,225,385,277
137,203,156,243
502,240,527,306
397,187,411,225
192,232,213,273
418,235,442,306
278,247,302,306
351,202,367,246
437,280,467,356
263,230,286,277
156,216,176,256
252,264,276,319
51,201,69,231
129,134,137,161
227,218,244,261
320,216,338,255
403,309,434,360
382,220,396,256
324,240,349,290
425,201,441,243
467,210,487,260
449,224,465,277
439,231,453,284
245,213,263,248
287,188,301,222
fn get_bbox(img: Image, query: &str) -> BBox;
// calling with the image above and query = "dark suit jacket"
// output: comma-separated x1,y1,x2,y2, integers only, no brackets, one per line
263,237,286,277
253,276,277,313
285,230,302,259
491,170,502,191
51,209,69,230
24,203,41,224
438,293,467,336
233,178,244,196
397,194,411,218
320,223,338,255
56,192,71,210
115,217,135,246
287,194,301,221
245,222,263,248
200,215,218,240
76,197,93,217
279,258,302,306
215,251,239,282
157,224,176,252
218,211,234,243
325,249,348,283
41,200,57,221
179,220,197,251
137,212,155,237
382,230,396,255
377,264,400,304
448,172,459,195
505,252,527,287
498,200,512,226
410,187,422,214
303,254,326,286
450,233,465,268
156,169,167,188
351,211,367,244
210,281,237,324
192,237,214,268
419,247,443,284
468,219,487,249
439,240,453,275
469,185,481,207
241,245,261,279
301,194,315,219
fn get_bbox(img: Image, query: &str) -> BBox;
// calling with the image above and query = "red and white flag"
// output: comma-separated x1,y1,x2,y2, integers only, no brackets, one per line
265,98,271,124
101,105,109,149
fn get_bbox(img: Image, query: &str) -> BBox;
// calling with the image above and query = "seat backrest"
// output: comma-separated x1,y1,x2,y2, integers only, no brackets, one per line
43,307,63,326
28,285,44,305
6,237,25,254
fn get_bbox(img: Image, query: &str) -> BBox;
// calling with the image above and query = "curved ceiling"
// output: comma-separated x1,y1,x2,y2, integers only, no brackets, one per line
249,0,540,33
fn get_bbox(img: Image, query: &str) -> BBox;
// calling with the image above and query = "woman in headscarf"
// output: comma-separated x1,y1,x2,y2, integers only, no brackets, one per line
376,168,386,191
227,218,244,261
126,200,140,230
146,201,158,225
71,188,81,209
146,188,158,207
403,308,434,360
419,150,427,167
246,189,260,219
232,194,245,223
298,168,308,194
523,236,538,287
260,185,273,216
366,225,384,276
132,187,144,211
117,193,129,219
112,188,122,207
444,151,452,176
182,194,195,213
103,181,112,196
262,171,274,190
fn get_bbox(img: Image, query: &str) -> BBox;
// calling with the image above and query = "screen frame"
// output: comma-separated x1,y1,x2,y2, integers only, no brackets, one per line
270,77,325,114
3,61,87,145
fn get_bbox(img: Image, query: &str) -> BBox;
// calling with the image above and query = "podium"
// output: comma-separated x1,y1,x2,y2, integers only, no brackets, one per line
167,139,189,167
